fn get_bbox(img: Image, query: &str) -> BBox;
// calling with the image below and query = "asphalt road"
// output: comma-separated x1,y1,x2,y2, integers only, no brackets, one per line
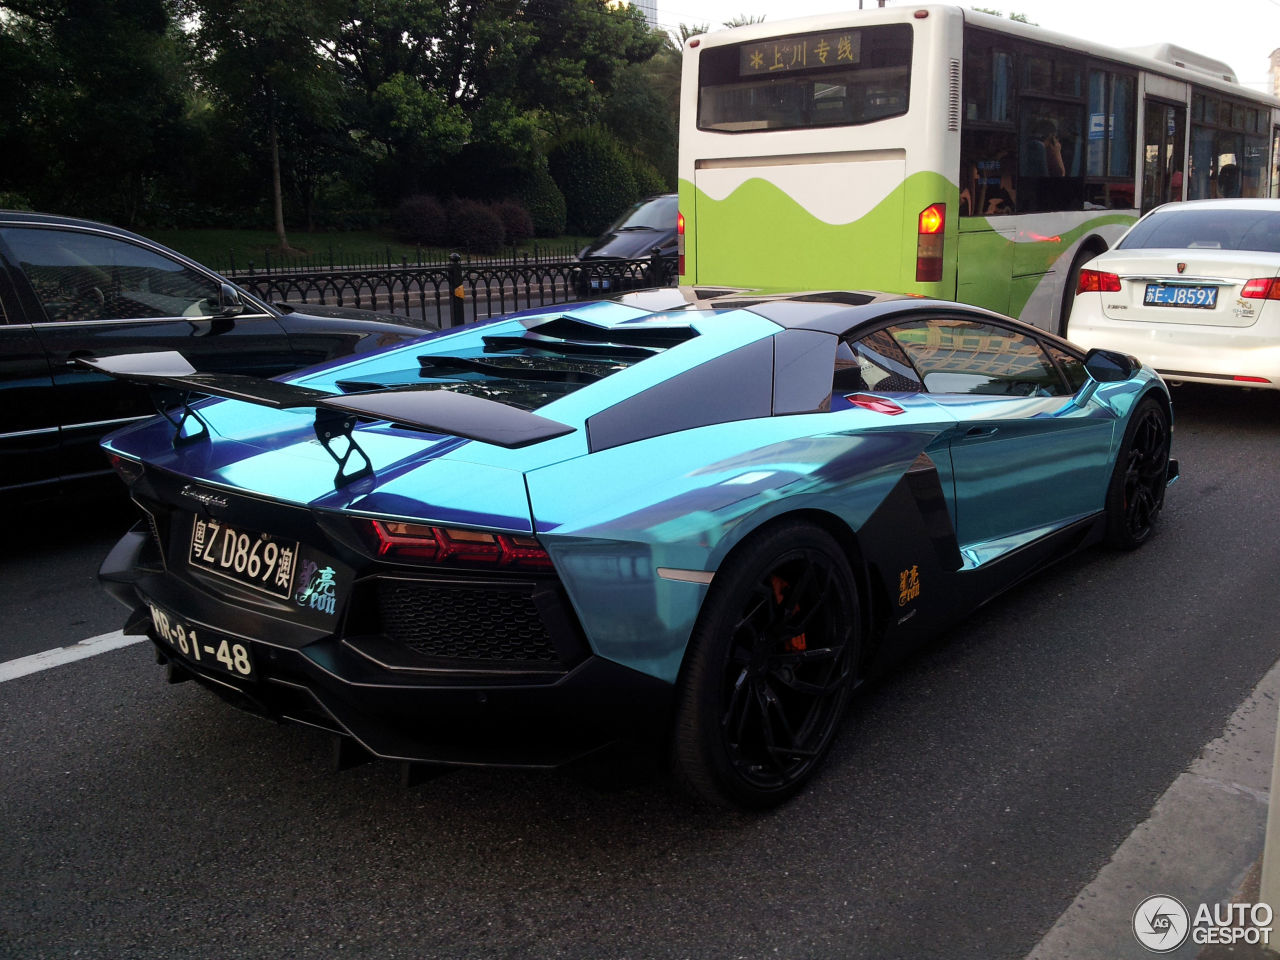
2,383,1279,960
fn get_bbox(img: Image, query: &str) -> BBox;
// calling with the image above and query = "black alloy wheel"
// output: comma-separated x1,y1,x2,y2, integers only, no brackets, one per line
1105,396,1170,549
672,521,859,809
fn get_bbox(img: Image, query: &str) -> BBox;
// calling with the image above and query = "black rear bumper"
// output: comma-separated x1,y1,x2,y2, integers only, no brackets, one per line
102,522,674,769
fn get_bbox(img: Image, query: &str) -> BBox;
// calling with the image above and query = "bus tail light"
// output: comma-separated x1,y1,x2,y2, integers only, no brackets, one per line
915,204,945,283
1077,269,1121,294
1241,278,1280,299
677,209,685,276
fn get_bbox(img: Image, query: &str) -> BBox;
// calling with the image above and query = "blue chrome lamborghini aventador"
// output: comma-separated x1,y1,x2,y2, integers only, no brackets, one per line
94,288,1177,808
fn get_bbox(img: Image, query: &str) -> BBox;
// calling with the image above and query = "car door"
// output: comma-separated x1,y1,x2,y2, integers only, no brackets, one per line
0,257,59,496
0,224,298,487
883,313,1117,553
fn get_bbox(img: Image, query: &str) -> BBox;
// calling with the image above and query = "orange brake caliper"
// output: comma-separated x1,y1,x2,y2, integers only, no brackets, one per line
770,574,807,653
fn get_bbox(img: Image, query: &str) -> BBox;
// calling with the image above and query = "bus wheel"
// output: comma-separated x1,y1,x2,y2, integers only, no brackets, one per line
1059,245,1104,338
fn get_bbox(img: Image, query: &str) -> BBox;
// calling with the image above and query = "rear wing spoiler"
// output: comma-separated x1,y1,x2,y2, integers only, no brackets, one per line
80,351,575,486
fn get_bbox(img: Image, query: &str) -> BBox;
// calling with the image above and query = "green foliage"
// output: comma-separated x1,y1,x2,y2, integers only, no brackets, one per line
0,0,195,224
628,155,670,198
0,191,33,211
0,0,678,234
602,52,678,188
370,72,470,171
493,201,535,245
445,198,505,253
392,195,448,245
548,129,639,236
971,7,1037,24
515,162,568,238
444,141,535,203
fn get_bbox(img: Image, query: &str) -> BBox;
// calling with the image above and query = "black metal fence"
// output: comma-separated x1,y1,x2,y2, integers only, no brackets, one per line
231,251,678,330
218,241,584,278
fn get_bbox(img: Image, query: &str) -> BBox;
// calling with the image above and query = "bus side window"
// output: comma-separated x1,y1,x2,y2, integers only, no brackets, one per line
960,130,1018,216
1017,101,1085,213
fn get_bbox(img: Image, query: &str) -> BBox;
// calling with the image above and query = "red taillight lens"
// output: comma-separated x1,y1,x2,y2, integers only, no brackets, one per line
677,209,686,277
915,203,945,283
108,453,144,486
367,520,552,569
1077,269,1121,294
1241,278,1280,299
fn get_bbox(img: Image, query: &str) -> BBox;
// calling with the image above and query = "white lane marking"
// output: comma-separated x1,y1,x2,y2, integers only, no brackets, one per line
0,630,145,683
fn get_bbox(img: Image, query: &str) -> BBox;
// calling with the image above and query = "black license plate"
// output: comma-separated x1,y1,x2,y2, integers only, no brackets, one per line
1143,283,1218,308
147,601,255,680
188,516,298,599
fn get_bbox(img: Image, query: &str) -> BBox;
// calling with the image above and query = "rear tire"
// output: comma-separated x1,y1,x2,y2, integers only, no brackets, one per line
1104,396,1171,550
671,521,859,809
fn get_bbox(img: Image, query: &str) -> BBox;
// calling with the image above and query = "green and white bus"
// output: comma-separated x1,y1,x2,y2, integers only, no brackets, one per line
678,5,1280,333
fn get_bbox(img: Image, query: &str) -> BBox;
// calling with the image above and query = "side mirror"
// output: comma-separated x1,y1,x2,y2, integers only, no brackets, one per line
1083,347,1138,383
217,282,245,318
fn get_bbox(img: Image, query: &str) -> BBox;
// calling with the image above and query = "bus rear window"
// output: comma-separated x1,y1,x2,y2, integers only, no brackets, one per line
697,24,913,132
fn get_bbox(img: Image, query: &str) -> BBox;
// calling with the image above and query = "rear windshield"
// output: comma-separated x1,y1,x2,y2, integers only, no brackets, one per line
697,23,912,132
1118,208,1280,253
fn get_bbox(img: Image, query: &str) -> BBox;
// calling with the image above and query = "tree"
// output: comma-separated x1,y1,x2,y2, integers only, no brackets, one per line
0,0,193,224
192,0,345,250
321,0,659,202
971,7,1036,24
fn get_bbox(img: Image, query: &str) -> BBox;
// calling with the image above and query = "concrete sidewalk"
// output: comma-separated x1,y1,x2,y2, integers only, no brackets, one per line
1026,656,1280,960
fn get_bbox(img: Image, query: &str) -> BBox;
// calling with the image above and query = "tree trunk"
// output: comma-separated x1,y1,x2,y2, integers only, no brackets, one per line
266,81,290,252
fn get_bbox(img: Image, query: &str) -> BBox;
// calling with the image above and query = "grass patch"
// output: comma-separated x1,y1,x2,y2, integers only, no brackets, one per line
140,228,593,274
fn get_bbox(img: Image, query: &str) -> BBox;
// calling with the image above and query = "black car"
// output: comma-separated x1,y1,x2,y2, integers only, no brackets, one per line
0,211,426,503
574,194,677,296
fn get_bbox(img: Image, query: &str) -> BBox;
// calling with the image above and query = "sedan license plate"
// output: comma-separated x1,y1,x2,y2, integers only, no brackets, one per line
589,277,613,291
188,516,298,599
148,602,255,680
1144,284,1218,308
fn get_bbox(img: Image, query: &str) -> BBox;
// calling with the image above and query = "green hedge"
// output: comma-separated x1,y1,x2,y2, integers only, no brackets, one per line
548,130,639,236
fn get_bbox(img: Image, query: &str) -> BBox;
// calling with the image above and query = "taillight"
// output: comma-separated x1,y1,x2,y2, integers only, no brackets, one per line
109,453,144,486
915,204,944,283
1077,269,1121,294
677,209,685,277
1241,278,1280,299
366,520,552,569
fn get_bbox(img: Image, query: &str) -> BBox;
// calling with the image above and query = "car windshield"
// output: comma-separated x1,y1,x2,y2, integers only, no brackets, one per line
609,195,677,232
1118,208,1280,253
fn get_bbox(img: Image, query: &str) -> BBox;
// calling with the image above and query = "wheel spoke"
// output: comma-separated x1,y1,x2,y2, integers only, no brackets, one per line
721,667,750,735
709,537,860,794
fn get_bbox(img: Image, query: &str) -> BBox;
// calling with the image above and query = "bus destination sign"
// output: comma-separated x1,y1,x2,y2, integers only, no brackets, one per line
738,30,863,76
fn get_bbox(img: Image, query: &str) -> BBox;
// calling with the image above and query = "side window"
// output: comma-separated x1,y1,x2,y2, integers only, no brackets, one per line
1046,343,1088,393
887,316,1069,397
0,227,221,323
836,328,924,393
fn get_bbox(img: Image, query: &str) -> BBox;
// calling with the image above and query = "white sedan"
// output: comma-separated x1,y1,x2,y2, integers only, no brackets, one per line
1067,199,1280,389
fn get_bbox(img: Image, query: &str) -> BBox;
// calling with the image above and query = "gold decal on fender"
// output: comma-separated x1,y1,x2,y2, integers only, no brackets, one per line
898,565,921,606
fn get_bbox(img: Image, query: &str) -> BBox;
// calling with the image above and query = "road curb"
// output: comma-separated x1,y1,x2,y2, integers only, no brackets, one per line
1026,655,1280,959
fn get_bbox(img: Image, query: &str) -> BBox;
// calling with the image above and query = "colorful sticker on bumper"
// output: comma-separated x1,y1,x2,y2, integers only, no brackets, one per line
295,561,339,616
